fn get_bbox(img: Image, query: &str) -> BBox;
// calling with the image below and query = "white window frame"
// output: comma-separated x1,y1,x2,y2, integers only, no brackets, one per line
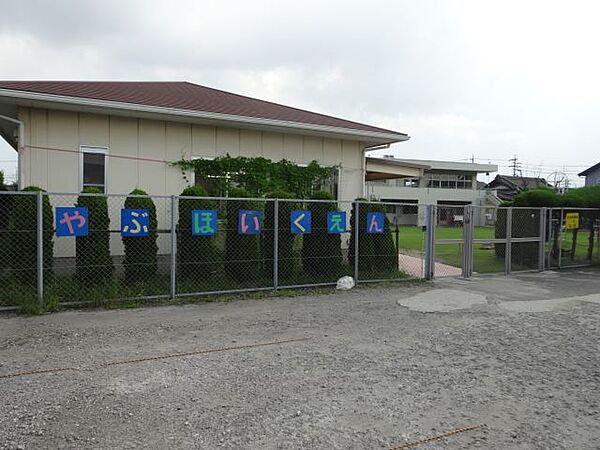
80,145,108,193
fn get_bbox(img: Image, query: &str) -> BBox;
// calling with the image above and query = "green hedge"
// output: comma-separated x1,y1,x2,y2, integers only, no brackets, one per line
225,188,262,282
122,189,158,283
348,199,372,273
512,185,600,208
177,185,220,280
76,187,113,284
348,200,398,275
369,203,398,273
262,190,298,279
0,176,14,275
301,191,343,277
8,186,53,284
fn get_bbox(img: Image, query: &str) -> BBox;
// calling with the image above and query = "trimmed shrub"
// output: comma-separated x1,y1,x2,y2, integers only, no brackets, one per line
262,190,298,280
0,175,14,275
122,189,158,283
177,185,220,280
513,188,560,207
301,191,343,278
369,203,398,273
348,200,398,275
76,187,113,284
8,186,53,285
348,198,374,273
225,187,262,282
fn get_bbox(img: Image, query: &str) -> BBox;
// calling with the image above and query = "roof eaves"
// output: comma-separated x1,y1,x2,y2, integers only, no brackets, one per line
578,162,600,177
0,87,409,144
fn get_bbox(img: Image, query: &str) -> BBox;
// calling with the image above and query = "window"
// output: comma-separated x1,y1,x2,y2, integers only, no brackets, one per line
80,146,107,193
395,177,420,188
426,173,473,189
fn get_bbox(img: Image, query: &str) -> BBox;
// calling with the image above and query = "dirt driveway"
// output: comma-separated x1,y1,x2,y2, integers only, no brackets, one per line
1,270,600,449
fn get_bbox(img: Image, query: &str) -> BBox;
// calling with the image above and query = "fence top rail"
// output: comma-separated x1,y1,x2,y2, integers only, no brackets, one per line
3,190,600,212
551,207,600,212
357,200,422,207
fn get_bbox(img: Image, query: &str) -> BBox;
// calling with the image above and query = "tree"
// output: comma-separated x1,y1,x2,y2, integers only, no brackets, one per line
177,185,220,280
348,199,374,274
225,187,262,283
369,203,398,273
8,186,53,285
122,189,158,283
301,191,343,278
262,190,298,280
76,187,113,284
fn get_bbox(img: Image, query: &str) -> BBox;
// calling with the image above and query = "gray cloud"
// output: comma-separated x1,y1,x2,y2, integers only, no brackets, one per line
0,0,598,183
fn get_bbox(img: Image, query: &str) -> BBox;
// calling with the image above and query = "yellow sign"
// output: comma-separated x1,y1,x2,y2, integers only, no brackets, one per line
565,212,579,230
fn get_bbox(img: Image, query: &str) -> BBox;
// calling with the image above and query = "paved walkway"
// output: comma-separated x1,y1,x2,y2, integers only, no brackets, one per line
399,253,462,277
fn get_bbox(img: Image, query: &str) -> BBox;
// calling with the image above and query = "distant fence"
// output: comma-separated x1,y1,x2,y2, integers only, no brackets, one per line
0,190,598,311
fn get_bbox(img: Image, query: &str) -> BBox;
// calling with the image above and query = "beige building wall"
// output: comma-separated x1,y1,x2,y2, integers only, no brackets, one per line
18,107,365,201
18,107,365,258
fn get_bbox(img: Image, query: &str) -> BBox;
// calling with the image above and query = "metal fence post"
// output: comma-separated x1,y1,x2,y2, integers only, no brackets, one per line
558,209,564,269
505,208,513,275
353,200,359,283
539,207,547,271
462,205,473,278
273,198,279,290
423,204,434,280
36,190,44,305
170,195,177,299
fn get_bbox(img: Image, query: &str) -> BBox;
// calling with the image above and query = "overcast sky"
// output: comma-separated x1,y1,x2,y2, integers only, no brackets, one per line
1,0,599,185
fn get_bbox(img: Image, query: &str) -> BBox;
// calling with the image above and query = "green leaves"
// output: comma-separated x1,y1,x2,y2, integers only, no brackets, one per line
513,185,600,208
172,155,336,198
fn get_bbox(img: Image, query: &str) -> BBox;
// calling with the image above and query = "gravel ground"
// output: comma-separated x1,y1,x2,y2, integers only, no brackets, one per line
1,270,600,449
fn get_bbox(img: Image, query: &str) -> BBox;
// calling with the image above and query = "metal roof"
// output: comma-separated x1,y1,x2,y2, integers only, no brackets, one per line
0,81,408,144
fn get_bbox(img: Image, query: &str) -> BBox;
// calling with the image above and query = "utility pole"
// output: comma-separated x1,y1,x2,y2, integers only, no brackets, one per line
509,154,521,176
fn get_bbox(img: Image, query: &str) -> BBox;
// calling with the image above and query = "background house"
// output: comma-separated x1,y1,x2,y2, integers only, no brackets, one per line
365,156,498,226
0,81,409,200
578,162,600,186
485,174,551,202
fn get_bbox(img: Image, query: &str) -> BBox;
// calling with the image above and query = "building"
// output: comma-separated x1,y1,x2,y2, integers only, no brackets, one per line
0,81,409,199
485,174,551,201
578,162,600,186
365,156,498,226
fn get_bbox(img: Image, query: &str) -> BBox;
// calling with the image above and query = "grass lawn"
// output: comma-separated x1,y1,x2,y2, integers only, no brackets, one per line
550,228,600,267
394,226,504,273
396,224,599,273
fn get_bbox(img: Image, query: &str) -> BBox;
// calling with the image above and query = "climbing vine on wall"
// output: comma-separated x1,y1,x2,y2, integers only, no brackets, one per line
172,155,337,198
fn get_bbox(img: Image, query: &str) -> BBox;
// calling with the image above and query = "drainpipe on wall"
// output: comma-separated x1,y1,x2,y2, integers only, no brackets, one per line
0,114,25,190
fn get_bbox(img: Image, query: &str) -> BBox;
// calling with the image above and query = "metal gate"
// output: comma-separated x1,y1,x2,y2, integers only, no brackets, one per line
433,205,547,278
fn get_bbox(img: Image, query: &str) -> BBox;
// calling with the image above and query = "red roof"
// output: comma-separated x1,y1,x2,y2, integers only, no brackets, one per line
0,81,405,137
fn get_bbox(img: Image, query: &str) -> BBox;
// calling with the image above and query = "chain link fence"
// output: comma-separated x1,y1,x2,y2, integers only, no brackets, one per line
548,208,600,269
1,190,598,311
0,192,424,310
